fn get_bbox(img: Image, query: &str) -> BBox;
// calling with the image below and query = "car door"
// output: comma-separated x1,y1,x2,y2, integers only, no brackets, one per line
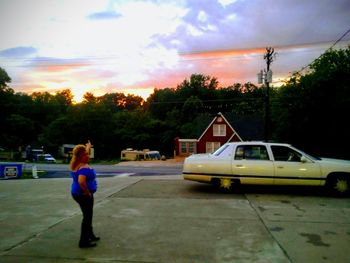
270,145,322,185
231,144,274,185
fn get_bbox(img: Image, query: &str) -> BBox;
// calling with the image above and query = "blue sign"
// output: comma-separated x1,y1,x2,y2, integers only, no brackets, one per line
0,164,23,178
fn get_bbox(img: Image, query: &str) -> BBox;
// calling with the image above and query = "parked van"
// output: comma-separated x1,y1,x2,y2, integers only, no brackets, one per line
121,149,161,161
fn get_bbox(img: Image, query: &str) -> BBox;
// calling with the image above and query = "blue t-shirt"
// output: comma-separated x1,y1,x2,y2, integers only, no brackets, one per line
71,167,97,195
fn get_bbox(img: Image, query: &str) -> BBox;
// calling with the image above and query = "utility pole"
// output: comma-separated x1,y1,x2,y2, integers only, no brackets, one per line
258,47,275,141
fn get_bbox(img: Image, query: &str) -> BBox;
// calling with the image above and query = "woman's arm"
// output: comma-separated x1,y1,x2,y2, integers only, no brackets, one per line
85,140,92,155
78,175,91,197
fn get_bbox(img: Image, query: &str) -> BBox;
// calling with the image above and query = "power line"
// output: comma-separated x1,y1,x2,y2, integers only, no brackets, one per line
291,28,350,76
148,97,264,105
2,39,349,67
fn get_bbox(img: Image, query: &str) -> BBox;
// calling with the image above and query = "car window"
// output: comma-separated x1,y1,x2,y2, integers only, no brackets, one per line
234,145,269,160
213,144,232,157
271,146,302,162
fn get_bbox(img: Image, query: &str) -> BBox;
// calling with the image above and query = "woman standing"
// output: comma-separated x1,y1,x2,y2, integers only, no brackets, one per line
70,141,100,248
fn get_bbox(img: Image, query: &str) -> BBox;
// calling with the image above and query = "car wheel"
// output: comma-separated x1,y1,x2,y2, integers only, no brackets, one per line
327,175,350,196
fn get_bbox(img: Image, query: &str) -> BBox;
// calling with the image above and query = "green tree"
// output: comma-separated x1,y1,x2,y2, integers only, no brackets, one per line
147,88,178,120
39,115,72,153
0,67,11,91
5,114,36,148
55,89,74,109
176,74,218,100
182,95,204,122
0,68,16,149
99,92,144,111
271,46,350,159
83,92,98,104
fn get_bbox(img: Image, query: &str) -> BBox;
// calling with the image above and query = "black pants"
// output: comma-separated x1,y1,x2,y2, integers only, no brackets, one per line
72,194,94,244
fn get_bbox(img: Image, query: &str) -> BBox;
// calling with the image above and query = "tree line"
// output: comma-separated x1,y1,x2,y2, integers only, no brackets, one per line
1,46,349,160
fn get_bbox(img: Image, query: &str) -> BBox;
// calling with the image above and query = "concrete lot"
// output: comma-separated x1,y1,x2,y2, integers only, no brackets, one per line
0,175,349,263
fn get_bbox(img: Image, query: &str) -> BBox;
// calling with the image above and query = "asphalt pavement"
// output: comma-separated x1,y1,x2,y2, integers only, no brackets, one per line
24,161,183,178
0,168,350,262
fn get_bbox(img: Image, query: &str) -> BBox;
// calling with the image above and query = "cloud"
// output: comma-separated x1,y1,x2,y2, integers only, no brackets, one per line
156,0,350,54
1,0,350,102
24,57,92,72
0,46,37,58
218,0,240,7
87,11,120,20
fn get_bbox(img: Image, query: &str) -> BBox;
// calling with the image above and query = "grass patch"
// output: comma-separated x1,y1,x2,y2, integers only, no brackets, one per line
89,159,121,165
20,170,46,179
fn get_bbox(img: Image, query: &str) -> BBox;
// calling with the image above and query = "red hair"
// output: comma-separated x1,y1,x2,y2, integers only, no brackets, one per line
69,144,87,171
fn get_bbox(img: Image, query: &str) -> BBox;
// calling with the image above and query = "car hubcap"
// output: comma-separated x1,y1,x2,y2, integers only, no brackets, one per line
335,179,348,193
220,178,232,189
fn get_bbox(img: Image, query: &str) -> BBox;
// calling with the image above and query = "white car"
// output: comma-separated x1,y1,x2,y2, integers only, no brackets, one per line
43,154,56,163
183,142,350,195
36,154,56,163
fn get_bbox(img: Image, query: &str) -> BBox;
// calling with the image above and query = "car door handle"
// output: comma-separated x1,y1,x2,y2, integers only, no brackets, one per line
236,164,244,167
277,166,284,169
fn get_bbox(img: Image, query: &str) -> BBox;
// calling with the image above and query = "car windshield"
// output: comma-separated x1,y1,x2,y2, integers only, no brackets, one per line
294,148,321,161
212,144,231,156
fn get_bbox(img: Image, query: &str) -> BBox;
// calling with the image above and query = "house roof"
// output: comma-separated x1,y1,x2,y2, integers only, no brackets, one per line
193,112,264,141
197,112,243,142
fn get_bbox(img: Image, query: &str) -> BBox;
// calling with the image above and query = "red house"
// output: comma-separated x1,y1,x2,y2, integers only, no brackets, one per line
174,112,264,156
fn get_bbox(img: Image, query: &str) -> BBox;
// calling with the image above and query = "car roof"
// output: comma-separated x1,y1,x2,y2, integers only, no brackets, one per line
227,141,292,147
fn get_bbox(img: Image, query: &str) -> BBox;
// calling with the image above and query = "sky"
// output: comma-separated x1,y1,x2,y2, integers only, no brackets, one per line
1,0,350,102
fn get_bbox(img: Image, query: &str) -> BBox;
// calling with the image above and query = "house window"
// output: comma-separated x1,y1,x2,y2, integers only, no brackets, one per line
206,142,221,153
213,124,226,136
181,142,187,154
180,142,196,155
188,143,195,153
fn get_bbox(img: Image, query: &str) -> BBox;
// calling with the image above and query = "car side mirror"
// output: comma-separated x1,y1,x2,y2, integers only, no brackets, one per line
300,156,308,163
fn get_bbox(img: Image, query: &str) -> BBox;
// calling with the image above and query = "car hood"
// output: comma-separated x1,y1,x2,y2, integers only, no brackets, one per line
318,157,350,171
185,154,211,160
184,154,212,166
319,157,350,164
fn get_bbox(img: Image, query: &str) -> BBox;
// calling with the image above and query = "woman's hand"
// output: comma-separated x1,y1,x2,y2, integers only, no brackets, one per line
86,140,92,153
78,175,91,197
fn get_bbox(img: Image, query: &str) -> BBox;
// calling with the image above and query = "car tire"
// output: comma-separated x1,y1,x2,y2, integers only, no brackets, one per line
327,174,350,196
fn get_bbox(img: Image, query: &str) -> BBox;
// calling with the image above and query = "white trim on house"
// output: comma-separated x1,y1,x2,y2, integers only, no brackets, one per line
225,132,242,143
197,112,243,142
197,114,220,142
178,139,198,142
219,113,243,141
